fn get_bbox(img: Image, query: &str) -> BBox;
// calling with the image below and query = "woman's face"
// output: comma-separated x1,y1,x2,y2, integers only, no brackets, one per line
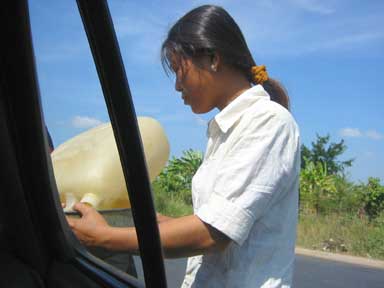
172,55,219,114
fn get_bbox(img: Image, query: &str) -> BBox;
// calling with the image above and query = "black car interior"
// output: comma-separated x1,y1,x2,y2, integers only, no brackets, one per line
0,0,166,287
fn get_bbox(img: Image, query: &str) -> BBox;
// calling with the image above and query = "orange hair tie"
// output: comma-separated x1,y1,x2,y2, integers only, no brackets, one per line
251,65,269,85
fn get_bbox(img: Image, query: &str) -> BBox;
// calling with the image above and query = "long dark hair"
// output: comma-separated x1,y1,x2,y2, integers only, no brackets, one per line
161,5,289,110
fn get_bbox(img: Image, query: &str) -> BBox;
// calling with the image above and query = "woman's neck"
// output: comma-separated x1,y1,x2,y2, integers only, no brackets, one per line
216,71,251,111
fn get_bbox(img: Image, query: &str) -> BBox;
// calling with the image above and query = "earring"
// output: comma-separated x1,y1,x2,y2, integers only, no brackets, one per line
211,65,217,72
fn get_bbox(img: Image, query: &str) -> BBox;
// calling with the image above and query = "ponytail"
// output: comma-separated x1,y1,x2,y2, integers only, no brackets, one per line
249,65,290,111
262,78,290,110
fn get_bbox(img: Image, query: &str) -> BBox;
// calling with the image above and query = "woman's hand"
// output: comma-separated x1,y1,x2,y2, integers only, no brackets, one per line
66,202,111,248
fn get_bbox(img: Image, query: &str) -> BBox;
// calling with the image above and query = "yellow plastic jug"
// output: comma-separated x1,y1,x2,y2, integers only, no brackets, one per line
51,117,170,211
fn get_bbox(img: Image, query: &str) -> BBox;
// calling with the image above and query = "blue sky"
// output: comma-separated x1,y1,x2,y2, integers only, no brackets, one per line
29,0,384,182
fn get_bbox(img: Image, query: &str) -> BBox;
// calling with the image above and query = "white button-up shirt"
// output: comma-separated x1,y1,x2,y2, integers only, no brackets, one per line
181,85,300,288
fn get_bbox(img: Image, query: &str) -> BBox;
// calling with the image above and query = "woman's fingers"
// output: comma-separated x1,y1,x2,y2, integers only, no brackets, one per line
73,202,93,216
66,216,76,228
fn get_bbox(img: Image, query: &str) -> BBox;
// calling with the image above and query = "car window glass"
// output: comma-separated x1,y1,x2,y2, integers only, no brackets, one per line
29,0,145,279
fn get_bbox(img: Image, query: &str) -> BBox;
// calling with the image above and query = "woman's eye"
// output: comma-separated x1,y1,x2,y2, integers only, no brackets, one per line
176,68,183,80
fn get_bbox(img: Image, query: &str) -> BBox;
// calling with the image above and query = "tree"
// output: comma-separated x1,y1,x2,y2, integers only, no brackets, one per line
301,134,353,176
154,149,203,205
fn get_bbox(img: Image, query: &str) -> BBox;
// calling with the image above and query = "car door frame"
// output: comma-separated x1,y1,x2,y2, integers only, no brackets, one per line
1,0,167,287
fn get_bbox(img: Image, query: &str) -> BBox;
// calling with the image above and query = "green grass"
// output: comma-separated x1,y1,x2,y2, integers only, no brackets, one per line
152,181,384,261
152,183,193,217
297,212,384,260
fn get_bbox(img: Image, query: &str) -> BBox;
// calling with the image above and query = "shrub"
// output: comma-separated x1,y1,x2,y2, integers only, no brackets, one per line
300,159,337,214
359,177,384,221
152,149,202,215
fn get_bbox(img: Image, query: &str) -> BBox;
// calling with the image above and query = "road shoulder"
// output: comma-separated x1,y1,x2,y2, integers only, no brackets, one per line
295,247,384,269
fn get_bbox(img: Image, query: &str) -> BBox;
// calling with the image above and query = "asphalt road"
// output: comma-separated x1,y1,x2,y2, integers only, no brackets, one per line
293,255,384,288
134,255,384,288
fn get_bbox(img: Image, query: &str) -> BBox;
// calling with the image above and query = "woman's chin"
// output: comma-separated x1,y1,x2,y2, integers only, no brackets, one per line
190,106,200,114
190,106,209,114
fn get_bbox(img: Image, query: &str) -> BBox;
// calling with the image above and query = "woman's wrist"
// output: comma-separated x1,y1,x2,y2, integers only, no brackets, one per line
96,225,115,249
157,213,174,223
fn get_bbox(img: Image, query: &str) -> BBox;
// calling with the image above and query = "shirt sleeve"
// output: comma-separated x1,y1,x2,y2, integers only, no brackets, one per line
196,112,300,245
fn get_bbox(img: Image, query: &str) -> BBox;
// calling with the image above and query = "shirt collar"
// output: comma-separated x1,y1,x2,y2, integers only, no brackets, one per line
211,85,270,134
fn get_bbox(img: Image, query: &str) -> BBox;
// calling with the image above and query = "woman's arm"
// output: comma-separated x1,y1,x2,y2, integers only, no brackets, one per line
67,203,230,258
156,213,173,223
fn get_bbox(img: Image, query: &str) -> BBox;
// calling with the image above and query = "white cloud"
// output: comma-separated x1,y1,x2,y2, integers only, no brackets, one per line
110,2,170,65
225,1,384,58
365,130,383,140
289,0,335,15
339,128,383,140
302,32,384,54
37,42,86,62
71,116,102,129
339,128,362,138
31,0,384,64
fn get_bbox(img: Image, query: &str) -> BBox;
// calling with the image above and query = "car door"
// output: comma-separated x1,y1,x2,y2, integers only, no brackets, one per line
0,0,167,287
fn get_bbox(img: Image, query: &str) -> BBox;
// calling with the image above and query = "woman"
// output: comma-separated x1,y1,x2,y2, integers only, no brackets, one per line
68,5,300,288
